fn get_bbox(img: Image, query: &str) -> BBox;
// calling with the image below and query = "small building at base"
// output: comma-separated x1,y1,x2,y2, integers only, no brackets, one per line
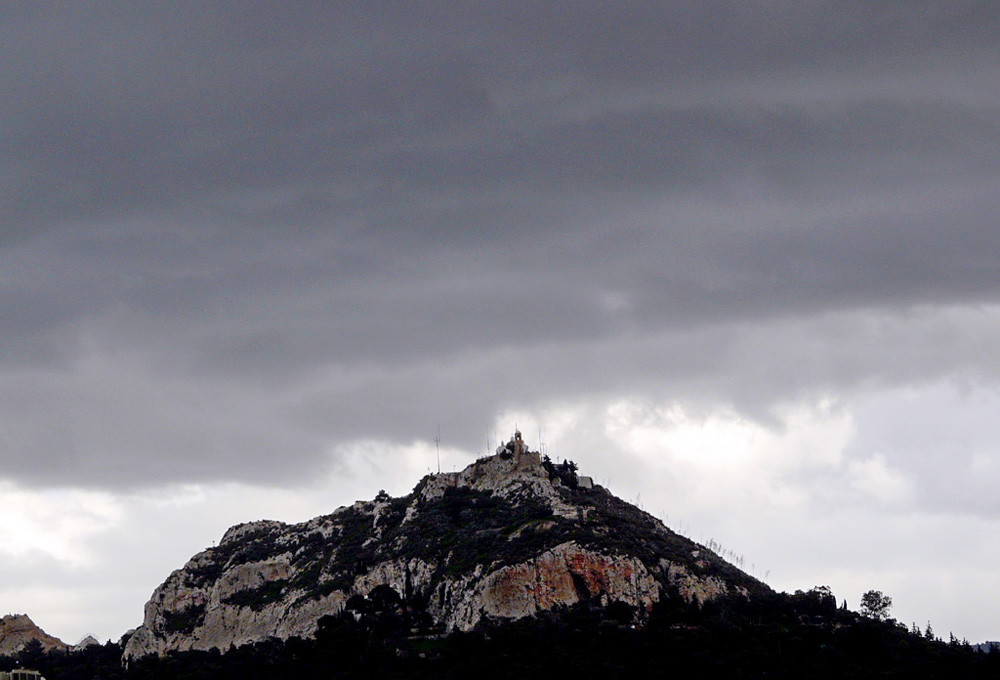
1,670,45,680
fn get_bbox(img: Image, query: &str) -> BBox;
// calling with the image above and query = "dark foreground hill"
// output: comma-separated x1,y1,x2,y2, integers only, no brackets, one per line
11,593,1000,680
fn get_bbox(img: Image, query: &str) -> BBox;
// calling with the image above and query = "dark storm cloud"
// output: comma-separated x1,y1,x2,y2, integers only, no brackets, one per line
2,2,999,487
4,2,997,230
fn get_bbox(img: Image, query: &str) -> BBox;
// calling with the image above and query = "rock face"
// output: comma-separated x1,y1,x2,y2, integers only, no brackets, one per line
0,614,67,655
440,541,661,631
124,437,768,659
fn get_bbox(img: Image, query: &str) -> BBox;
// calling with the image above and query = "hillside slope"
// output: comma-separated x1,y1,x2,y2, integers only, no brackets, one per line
124,435,767,659
0,614,67,655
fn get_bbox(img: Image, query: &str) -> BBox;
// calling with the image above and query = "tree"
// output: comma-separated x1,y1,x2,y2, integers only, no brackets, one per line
808,585,837,614
17,638,45,670
859,590,893,621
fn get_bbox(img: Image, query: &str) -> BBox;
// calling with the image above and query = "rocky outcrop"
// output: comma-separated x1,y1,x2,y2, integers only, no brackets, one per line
124,437,768,660
440,541,661,630
417,447,579,519
73,635,101,651
0,614,67,655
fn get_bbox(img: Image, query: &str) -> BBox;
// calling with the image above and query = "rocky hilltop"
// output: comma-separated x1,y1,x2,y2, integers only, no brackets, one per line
0,614,67,655
124,434,767,659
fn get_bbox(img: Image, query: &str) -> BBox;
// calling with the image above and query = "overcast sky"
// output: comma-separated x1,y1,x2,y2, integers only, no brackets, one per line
3,1,1000,645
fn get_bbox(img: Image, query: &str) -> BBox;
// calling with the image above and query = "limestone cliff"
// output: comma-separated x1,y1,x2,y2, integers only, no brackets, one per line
124,439,767,659
0,614,67,655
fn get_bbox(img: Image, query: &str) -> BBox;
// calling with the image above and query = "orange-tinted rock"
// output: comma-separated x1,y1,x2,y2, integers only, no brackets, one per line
442,542,662,630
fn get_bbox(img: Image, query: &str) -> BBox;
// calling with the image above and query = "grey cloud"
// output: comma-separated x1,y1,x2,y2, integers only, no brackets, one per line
3,2,996,233
845,384,1000,517
2,2,1000,490
0,353,326,489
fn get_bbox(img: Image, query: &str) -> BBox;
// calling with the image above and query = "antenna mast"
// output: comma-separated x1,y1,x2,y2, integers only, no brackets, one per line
435,425,441,474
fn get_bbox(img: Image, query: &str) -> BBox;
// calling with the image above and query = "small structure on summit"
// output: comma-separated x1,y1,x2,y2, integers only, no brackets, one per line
497,430,542,470
513,430,526,456
492,429,591,489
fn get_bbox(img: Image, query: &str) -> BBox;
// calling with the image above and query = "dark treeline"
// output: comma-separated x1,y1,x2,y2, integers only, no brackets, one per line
8,587,1000,680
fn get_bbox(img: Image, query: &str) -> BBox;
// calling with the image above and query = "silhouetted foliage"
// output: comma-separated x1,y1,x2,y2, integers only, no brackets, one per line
43,465,995,679
18,588,1000,680
860,589,893,622
542,455,580,488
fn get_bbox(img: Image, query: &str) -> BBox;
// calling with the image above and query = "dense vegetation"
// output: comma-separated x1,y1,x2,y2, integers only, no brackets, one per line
8,587,1000,680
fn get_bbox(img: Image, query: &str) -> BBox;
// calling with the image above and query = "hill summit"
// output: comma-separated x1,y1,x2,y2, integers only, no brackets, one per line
124,433,767,659
0,614,67,655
